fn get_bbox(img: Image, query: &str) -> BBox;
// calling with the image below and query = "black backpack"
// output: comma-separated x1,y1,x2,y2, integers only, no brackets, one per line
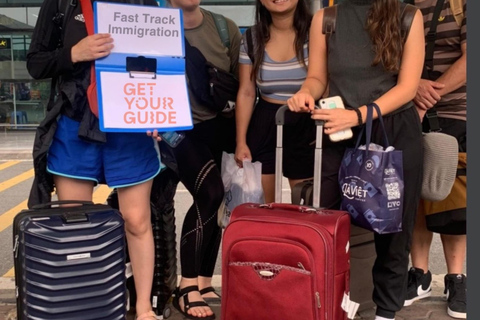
184,12,239,114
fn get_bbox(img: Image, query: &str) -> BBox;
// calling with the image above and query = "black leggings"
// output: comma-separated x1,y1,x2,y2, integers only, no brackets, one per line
172,118,225,279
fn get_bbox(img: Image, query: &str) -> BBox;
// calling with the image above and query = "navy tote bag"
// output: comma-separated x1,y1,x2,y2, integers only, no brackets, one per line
338,103,404,234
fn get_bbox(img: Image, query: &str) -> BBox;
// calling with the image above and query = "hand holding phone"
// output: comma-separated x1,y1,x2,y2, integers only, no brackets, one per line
319,96,353,142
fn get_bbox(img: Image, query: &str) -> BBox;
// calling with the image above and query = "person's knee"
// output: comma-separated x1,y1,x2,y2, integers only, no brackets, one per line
124,213,152,237
195,180,224,209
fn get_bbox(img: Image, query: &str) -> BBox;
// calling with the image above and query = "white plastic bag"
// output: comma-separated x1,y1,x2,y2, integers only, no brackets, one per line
218,152,264,228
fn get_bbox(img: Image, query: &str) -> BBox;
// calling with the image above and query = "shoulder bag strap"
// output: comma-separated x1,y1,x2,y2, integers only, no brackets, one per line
422,0,446,132
79,0,94,35
425,0,446,71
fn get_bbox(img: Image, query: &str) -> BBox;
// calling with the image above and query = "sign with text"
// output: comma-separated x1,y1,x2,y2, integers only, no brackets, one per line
95,2,183,56
94,2,192,132
98,72,192,131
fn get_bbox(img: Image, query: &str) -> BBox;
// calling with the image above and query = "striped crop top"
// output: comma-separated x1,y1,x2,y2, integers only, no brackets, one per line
239,33,308,102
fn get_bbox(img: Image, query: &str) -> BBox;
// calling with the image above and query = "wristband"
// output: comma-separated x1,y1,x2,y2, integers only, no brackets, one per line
353,108,363,126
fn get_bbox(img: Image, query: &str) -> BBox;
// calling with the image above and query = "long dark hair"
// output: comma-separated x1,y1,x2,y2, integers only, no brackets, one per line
250,0,312,81
366,0,403,72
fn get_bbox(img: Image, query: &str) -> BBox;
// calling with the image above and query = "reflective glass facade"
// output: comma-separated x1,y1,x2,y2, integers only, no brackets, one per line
1,5,44,129
0,0,320,129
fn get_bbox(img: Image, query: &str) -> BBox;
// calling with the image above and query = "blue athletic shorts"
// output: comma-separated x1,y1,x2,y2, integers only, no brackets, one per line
47,115,162,188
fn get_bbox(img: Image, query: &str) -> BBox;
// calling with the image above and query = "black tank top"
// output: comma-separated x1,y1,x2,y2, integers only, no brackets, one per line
327,0,413,113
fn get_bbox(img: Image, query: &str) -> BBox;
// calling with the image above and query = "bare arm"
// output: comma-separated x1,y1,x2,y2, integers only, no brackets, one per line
436,42,467,96
415,41,466,119
234,63,257,165
308,9,425,134
287,9,328,112
366,9,425,120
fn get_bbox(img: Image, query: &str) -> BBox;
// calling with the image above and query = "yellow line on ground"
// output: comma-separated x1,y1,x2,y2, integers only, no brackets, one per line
0,161,20,171
0,169,34,193
92,185,113,205
0,186,111,234
0,199,28,233
0,186,111,279
0,186,112,279
3,268,14,278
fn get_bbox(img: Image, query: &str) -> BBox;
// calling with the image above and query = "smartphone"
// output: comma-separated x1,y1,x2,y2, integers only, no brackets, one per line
319,96,353,142
159,131,185,148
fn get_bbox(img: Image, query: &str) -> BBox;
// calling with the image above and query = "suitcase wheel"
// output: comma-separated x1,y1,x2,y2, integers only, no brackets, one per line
126,289,130,312
163,306,172,319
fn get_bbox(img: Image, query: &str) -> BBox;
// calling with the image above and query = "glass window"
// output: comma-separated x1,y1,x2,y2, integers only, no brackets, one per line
0,0,44,7
0,79,50,128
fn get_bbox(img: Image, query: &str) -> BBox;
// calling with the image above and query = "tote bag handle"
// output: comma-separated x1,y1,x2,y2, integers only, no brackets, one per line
354,103,390,154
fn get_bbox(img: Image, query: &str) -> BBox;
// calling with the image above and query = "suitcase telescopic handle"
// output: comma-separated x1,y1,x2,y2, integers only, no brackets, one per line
32,200,94,210
274,105,324,208
62,212,89,223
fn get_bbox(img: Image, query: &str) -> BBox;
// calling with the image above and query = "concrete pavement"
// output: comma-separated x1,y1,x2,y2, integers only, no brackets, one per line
0,129,465,319
0,275,460,319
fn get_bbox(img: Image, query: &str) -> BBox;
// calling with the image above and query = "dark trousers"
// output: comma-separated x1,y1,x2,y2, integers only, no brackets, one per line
371,107,423,318
324,107,423,318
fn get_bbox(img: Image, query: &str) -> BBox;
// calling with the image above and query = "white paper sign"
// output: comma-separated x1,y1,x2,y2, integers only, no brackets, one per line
95,2,183,56
99,71,192,131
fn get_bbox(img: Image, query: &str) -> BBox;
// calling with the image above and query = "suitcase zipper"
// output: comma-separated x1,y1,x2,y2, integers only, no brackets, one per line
228,217,335,316
227,235,322,316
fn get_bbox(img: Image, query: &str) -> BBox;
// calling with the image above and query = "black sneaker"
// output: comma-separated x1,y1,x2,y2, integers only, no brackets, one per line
444,274,467,319
403,267,432,306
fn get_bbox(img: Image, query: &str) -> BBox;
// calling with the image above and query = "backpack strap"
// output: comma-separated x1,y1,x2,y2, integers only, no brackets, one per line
210,11,230,49
322,4,416,47
400,4,417,44
245,27,255,63
449,0,464,27
49,0,77,106
322,5,337,50
54,0,77,40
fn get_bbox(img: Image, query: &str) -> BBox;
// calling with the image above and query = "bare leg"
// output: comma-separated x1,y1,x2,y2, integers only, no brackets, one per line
198,276,220,299
53,175,94,202
117,181,155,317
262,174,275,203
410,203,433,272
441,234,467,274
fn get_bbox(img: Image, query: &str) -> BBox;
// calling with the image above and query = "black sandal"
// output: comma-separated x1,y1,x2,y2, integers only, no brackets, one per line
172,286,216,320
199,286,221,300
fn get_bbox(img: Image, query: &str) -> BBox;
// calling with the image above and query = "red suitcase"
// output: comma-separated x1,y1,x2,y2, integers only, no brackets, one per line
222,106,354,320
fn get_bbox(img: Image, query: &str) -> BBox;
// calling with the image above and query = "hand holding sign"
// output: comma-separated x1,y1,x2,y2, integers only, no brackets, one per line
95,2,183,56
71,34,114,63
94,2,191,132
